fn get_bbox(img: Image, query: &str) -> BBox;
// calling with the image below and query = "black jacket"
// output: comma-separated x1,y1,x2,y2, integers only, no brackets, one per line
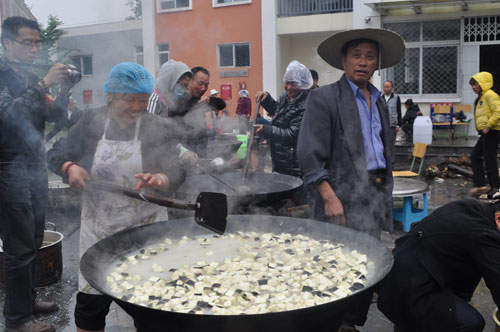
0,58,67,165
45,106,83,142
47,107,184,193
260,90,308,177
399,104,421,127
377,199,500,332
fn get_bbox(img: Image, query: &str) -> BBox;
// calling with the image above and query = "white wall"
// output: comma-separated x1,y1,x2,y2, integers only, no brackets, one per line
279,34,343,91
142,0,157,76
261,0,279,98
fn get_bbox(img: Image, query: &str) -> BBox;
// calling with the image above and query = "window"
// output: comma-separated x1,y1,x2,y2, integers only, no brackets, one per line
217,42,250,68
70,55,93,76
158,44,169,66
384,20,460,97
213,0,251,7
158,0,191,12
135,46,144,66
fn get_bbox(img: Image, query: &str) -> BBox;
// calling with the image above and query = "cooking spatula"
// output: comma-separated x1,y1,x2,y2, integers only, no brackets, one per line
88,181,228,234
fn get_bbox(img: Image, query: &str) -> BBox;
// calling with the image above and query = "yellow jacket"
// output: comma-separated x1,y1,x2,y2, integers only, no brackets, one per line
472,71,500,131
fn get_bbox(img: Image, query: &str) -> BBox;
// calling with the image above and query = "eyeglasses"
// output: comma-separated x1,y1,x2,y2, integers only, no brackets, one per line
10,39,42,48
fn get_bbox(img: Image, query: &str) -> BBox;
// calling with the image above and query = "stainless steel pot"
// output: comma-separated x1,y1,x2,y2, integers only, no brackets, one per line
0,224,64,288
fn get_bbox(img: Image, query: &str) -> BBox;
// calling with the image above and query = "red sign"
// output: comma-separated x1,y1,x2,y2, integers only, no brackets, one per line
220,84,232,101
83,90,93,105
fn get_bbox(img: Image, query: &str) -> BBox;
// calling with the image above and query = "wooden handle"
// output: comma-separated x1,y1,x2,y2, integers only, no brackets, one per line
243,99,262,183
88,181,197,211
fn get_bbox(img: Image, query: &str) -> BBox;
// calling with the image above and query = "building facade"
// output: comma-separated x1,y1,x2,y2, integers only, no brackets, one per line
366,0,500,135
0,0,35,22
56,20,143,109
143,0,263,116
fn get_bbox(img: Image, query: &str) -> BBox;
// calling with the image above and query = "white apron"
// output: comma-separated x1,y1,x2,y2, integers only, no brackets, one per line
79,116,169,294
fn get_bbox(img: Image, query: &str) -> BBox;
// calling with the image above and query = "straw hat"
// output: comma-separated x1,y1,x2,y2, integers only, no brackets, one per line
317,28,405,70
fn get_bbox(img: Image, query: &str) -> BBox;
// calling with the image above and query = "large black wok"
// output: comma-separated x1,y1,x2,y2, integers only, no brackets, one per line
177,172,303,213
81,215,393,332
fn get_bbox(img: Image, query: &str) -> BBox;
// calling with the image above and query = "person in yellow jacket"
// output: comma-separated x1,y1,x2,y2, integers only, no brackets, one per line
470,71,500,196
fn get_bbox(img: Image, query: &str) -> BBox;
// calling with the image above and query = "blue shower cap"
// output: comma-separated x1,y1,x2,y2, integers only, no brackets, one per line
103,62,154,94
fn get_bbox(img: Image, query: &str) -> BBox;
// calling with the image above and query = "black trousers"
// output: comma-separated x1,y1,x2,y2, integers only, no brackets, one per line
455,295,485,332
471,129,500,188
0,167,47,327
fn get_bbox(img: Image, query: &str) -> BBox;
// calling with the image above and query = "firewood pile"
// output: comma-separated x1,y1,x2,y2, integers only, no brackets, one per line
424,154,472,179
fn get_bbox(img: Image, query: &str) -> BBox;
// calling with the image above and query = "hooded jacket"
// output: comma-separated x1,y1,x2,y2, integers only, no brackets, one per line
147,60,191,117
472,71,500,131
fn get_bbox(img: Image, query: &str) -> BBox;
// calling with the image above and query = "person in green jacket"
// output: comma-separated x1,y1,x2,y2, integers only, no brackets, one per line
470,71,500,196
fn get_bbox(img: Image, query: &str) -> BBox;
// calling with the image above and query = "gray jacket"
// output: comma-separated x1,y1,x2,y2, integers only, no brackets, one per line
297,75,394,236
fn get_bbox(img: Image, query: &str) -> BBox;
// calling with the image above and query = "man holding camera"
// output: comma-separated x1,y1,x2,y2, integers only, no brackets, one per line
0,16,73,332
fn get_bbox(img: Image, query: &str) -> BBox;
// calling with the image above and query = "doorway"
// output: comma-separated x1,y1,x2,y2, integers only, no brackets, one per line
480,45,500,93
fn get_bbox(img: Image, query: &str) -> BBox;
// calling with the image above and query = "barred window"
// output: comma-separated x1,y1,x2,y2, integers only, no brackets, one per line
384,20,460,97
217,42,250,68
464,16,500,43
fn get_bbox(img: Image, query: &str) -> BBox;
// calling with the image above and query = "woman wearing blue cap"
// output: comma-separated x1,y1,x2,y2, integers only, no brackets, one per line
48,62,182,332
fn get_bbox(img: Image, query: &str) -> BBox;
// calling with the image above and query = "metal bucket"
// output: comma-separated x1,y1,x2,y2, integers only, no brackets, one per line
0,224,64,288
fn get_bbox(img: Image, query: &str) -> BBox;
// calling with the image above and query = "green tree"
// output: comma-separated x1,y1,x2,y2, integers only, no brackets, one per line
36,15,65,66
126,0,142,20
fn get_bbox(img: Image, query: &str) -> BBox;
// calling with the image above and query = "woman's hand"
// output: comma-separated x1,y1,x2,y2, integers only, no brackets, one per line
135,173,169,190
482,126,490,135
255,91,268,102
67,165,90,190
180,151,198,166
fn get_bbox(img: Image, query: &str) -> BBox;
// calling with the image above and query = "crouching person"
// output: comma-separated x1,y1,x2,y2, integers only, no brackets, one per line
377,198,500,332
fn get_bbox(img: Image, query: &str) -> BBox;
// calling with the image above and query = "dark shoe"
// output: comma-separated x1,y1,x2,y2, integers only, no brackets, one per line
5,319,55,332
32,301,58,315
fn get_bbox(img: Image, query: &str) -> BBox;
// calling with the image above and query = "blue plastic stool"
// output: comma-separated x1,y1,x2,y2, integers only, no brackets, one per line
392,193,428,232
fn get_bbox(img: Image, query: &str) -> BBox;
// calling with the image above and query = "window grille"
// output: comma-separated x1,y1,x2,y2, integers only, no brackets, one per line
218,42,250,68
422,46,457,94
384,20,460,96
464,16,500,43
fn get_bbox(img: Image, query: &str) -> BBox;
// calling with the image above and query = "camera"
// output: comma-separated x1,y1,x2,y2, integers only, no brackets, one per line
67,64,82,83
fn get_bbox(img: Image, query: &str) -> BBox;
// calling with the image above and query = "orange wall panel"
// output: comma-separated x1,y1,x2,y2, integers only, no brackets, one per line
155,0,263,117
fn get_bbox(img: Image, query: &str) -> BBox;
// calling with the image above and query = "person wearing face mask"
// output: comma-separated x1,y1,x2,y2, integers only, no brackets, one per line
147,59,192,118
146,59,199,165
47,62,183,332
254,60,313,178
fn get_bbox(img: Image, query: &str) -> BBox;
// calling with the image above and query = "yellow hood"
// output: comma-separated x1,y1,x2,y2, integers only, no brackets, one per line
472,71,493,94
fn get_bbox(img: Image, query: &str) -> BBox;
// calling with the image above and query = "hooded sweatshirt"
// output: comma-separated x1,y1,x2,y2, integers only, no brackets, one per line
472,71,500,131
147,59,191,117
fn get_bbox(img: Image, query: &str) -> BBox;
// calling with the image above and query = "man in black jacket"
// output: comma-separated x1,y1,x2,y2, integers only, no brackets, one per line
0,16,72,332
377,198,500,332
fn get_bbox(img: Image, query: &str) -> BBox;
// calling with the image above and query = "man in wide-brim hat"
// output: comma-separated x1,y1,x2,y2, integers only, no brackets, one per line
297,28,405,331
